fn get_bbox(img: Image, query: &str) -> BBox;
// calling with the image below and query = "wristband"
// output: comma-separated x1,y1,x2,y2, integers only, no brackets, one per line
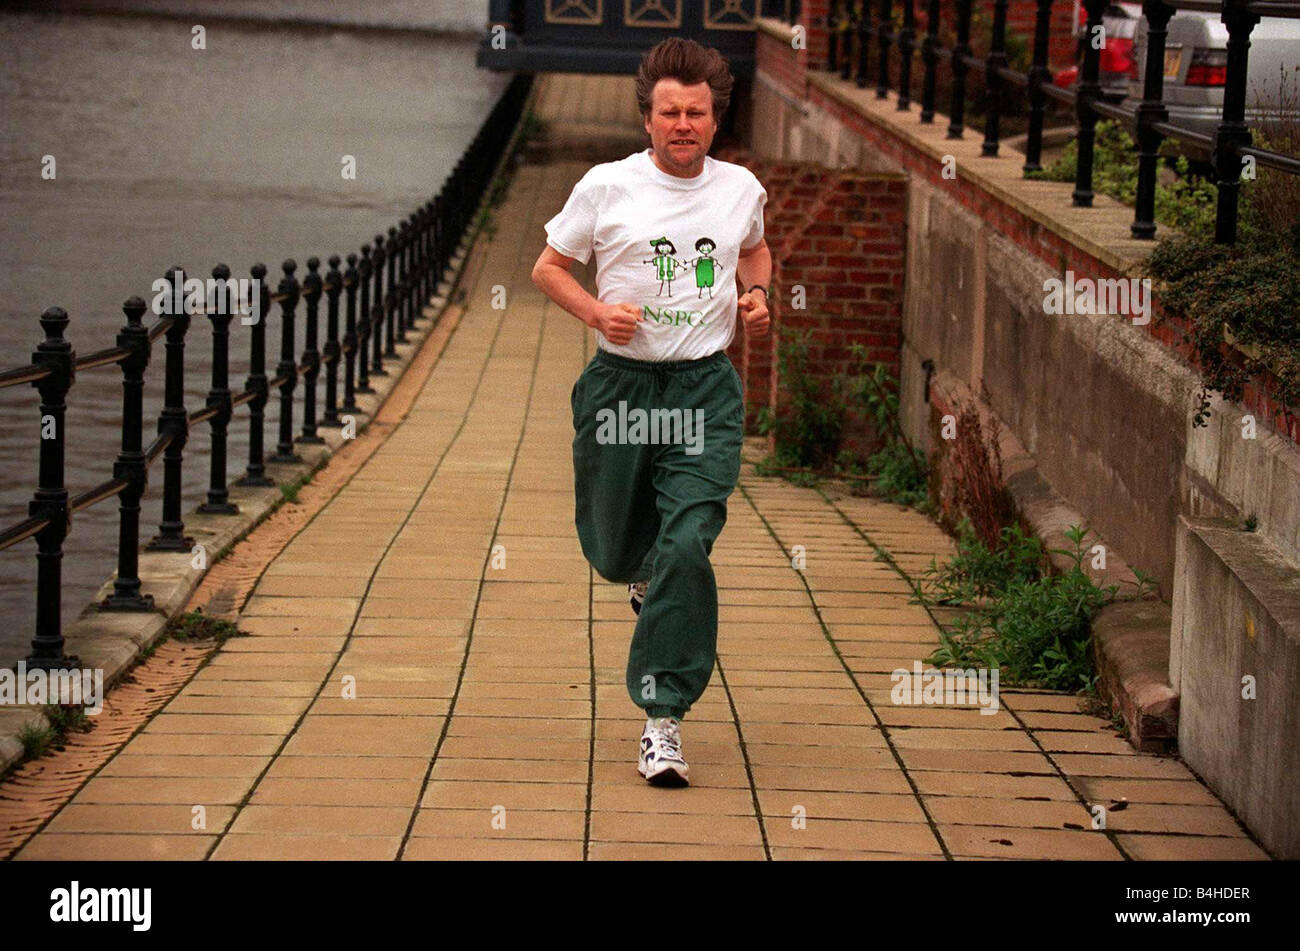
746,284,768,300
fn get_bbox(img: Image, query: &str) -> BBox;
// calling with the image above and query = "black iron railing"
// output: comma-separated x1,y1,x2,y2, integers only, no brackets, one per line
0,73,533,670
823,0,1300,243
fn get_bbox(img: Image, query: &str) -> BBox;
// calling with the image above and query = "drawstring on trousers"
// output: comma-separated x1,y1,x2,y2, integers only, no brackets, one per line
653,364,669,396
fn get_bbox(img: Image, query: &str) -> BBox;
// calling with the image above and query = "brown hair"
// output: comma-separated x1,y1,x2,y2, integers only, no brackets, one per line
635,37,734,123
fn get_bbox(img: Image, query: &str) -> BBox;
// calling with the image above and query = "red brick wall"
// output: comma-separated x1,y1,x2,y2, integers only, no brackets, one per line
721,157,824,427
1004,0,1079,69
801,0,832,70
718,145,908,455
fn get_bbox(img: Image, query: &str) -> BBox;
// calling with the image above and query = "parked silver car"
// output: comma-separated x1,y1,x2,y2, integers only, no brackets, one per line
1054,3,1299,155
1131,9,1300,145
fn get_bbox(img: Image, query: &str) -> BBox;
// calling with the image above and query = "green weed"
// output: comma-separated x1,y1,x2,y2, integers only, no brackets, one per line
923,525,1130,693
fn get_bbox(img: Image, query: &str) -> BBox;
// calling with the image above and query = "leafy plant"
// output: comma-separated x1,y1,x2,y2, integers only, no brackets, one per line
15,703,94,766
940,401,1017,550
924,525,1125,693
865,440,929,507
763,329,847,471
1026,120,1219,237
916,519,1045,605
831,348,929,506
1027,109,1298,434
166,608,244,643
1248,65,1300,244
1148,219,1300,432
757,337,930,507
44,703,92,735
18,721,56,760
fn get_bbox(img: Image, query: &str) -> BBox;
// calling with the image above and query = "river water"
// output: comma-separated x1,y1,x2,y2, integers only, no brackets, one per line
0,1,512,664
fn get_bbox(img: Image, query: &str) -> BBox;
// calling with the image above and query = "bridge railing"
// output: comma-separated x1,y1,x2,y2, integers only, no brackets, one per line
820,0,1299,243
0,73,533,671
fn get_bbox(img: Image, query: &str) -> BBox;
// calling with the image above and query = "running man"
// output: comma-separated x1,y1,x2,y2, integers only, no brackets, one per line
531,37,771,786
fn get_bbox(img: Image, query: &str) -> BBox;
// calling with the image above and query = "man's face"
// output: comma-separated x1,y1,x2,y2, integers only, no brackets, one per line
643,78,718,176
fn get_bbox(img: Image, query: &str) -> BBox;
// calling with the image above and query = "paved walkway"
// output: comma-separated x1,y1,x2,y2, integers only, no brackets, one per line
9,76,1269,861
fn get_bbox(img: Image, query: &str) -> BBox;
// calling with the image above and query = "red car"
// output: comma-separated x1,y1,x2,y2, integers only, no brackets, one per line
1053,2,1143,101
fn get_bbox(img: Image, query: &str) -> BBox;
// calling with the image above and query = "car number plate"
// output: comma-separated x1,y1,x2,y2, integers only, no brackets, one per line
1163,47,1184,78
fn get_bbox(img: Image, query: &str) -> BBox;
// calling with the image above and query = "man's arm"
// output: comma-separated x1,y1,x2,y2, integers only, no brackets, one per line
531,245,600,326
736,238,771,289
735,238,772,338
531,245,641,345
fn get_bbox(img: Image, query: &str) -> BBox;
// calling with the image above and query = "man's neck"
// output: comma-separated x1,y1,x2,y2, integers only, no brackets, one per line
648,147,704,180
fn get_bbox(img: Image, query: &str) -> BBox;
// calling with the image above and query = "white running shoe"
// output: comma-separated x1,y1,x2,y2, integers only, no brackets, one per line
638,715,689,787
628,581,648,616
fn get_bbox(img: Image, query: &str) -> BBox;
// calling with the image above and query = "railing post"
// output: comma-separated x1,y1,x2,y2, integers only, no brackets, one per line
423,202,436,310
828,0,841,73
455,158,468,240
920,0,940,122
322,254,343,426
27,307,77,668
1073,0,1107,206
1213,0,1259,244
409,216,420,333
411,209,423,315
454,162,467,254
1132,0,1174,237
356,244,373,393
298,256,324,444
399,217,413,341
419,203,433,309
982,0,1009,156
102,297,154,611
841,1,855,81
855,1,869,88
385,226,399,357
897,0,915,110
100,294,154,608
270,259,301,463
371,235,389,378
948,0,973,138
342,253,361,412
146,267,193,552
237,263,274,487
877,0,893,98
1024,0,1054,173
446,165,459,246
198,264,238,514
432,193,446,296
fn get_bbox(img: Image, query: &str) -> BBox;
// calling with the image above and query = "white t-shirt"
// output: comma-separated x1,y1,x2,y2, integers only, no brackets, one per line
544,147,767,362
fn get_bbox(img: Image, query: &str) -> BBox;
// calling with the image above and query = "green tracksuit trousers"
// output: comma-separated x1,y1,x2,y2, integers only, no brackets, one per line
570,348,745,720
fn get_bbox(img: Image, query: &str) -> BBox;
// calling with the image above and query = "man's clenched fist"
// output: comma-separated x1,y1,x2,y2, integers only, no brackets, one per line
738,288,769,338
590,301,642,345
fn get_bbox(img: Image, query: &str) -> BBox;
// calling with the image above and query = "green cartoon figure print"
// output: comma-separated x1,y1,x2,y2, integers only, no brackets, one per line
687,237,720,300
643,236,682,295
